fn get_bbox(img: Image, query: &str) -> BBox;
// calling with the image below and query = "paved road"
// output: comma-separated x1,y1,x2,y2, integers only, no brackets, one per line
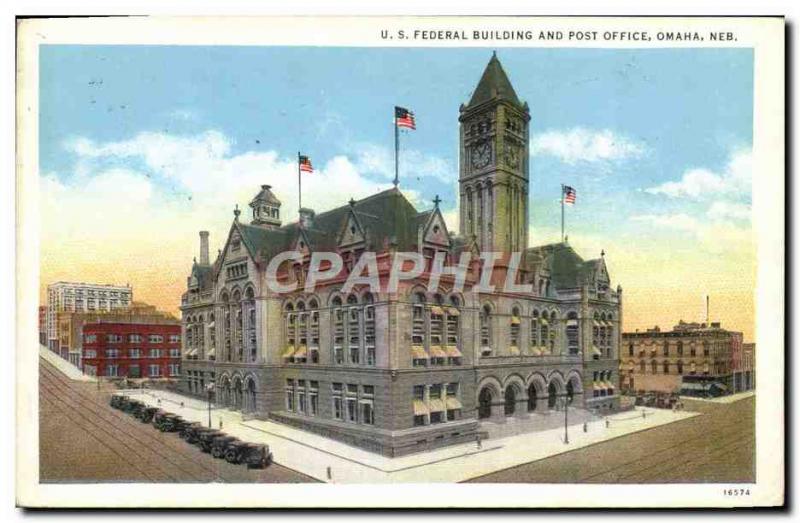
39,358,316,483
468,395,755,483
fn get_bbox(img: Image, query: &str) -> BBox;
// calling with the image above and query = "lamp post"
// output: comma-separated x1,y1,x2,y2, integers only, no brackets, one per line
562,396,570,444
206,382,215,428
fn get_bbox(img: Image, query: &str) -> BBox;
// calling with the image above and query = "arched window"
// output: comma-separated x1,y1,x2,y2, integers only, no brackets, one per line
677,341,684,356
640,360,646,373
308,298,320,363
663,361,670,374
430,294,445,363
510,306,521,352
364,293,376,366
628,343,634,356
677,360,684,374
566,312,580,355
446,295,461,365
346,294,360,365
283,303,295,362
541,312,551,354
650,360,657,374
332,296,344,364
480,304,492,354
663,340,669,356
245,287,256,363
530,310,540,352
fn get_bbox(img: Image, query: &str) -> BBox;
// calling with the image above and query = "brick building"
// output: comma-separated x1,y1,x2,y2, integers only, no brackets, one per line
39,306,47,345
621,320,747,397
179,53,622,457
81,321,181,379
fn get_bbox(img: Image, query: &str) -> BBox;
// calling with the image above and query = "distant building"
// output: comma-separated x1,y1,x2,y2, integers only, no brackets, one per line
38,306,47,345
54,302,177,368
46,281,132,357
735,343,756,392
621,321,749,397
81,321,181,379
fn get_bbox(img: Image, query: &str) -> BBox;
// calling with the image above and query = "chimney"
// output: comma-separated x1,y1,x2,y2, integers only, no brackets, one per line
199,231,210,265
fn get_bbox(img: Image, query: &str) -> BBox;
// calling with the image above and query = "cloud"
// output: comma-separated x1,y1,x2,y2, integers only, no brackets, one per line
707,201,751,222
631,213,699,232
530,127,646,164
351,143,454,183
644,147,752,200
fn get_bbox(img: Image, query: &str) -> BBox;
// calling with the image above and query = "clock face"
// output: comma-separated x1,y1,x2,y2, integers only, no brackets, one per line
471,142,492,169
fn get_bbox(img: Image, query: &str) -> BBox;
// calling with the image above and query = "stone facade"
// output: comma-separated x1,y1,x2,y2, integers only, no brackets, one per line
179,54,622,456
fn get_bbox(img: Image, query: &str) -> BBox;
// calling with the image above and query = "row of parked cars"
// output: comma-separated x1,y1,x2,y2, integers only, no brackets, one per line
109,394,273,469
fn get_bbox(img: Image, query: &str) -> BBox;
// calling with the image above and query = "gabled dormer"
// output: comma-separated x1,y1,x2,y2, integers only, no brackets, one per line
419,205,452,250
249,184,282,229
338,206,367,248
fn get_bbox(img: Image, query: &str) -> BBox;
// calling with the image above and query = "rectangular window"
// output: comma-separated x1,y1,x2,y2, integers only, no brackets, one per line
309,381,319,417
348,308,360,364
168,363,180,376
149,335,164,343
106,349,119,359
129,364,140,378
129,334,142,343
346,384,358,422
106,365,118,377
107,334,122,343
298,380,307,414
84,350,97,358
169,348,180,358
332,382,343,420
333,308,344,364
169,334,181,343
85,334,97,343
365,306,376,366
285,379,295,412
129,348,141,358
149,349,162,358
148,364,160,377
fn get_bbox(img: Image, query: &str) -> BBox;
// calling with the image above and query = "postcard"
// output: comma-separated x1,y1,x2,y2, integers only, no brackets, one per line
15,15,784,508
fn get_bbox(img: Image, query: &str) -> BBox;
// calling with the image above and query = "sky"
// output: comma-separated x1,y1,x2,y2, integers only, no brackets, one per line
38,45,755,340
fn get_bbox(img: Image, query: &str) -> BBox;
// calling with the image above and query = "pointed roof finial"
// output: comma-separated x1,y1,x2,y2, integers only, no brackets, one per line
433,194,441,208
466,51,522,108
234,204,241,220
601,249,605,257
348,197,357,207
493,50,497,58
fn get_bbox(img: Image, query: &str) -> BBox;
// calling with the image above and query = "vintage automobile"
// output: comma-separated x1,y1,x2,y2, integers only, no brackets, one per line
138,406,160,423
224,441,272,468
154,412,187,432
242,444,273,469
179,422,204,442
109,394,126,409
211,435,239,459
195,429,225,453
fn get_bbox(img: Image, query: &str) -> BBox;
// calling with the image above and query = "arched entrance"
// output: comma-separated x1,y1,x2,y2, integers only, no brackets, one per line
232,377,243,410
219,376,231,407
504,386,517,416
478,387,493,419
527,383,538,412
245,378,257,412
548,381,558,409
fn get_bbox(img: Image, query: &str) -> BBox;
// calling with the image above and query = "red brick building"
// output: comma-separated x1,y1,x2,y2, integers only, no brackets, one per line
81,322,181,379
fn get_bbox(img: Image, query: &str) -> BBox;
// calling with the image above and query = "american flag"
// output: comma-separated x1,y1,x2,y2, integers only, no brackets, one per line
299,155,313,173
563,185,576,204
395,106,416,130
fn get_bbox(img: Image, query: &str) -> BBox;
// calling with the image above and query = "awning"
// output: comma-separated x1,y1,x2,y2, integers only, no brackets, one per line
430,306,444,316
445,345,462,358
566,319,579,327
511,316,521,325
481,346,493,354
413,400,429,416
593,382,604,391
530,346,542,356
594,320,602,327
509,346,521,356
446,307,460,316
293,345,308,358
282,345,296,358
359,398,374,405
430,345,447,358
186,348,198,357
428,398,445,412
592,345,602,356
605,380,615,389
207,321,215,328
681,382,709,391
605,320,613,327
411,345,429,360
206,347,216,358
540,319,549,326
446,397,463,410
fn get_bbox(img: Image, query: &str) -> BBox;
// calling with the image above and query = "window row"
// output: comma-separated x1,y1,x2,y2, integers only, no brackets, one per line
592,371,615,398
412,383,462,426
411,293,462,367
87,334,178,344
83,348,180,359
284,380,376,425
628,340,713,358
96,363,178,378
630,360,719,375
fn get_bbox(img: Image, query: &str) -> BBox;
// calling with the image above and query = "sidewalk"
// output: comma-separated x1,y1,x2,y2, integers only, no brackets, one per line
39,345,94,382
125,389,700,483
681,390,755,404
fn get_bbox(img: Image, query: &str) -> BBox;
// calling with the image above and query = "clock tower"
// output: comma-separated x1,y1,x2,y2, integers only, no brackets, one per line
459,52,530,253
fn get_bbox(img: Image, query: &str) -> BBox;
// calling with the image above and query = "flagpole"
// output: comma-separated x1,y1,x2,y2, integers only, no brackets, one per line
393,110,399,188
298,151,302,213
561,184,565,242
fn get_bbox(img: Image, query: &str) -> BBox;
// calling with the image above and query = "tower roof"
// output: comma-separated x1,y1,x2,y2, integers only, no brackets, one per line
250,184,281,207
466,52,522,109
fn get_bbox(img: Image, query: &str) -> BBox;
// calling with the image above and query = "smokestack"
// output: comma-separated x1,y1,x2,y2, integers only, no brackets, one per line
706,295,710,325
199,231,210,265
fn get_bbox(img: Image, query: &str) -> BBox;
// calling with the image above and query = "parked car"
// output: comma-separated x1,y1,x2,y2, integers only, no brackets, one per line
179,422,204,442
109,394,126,409
196,429,225,453
154,412,185,432
211,435,239,459
138,406,160,423
242,444,273,469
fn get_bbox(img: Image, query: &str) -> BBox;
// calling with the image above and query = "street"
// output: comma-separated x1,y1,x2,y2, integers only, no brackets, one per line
469,395,755,483
39,358,316,483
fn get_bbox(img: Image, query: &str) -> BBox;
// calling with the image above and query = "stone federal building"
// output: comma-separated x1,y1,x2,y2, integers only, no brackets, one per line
179,54,623,456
